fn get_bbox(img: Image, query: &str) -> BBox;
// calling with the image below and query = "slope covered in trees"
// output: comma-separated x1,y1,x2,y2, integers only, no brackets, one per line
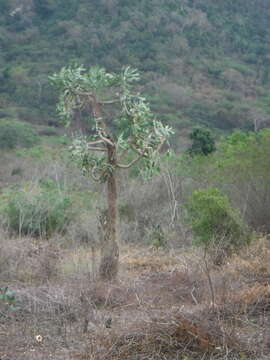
1,0,270,135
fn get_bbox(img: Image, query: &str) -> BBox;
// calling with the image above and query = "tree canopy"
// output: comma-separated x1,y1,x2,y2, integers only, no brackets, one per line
50,65,173,180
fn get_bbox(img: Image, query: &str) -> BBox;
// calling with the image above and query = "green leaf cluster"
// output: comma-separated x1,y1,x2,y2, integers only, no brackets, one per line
51,65,173,181
186,188,250,249
188,127,216,156
69,135,112,183
0,287,20,310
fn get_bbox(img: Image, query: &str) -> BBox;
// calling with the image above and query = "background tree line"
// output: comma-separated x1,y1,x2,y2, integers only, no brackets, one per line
0,0,270,142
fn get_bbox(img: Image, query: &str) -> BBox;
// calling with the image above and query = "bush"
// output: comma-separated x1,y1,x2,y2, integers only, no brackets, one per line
0,119,39,150
0,179,73,238
188,127,216,156
186,188,250,251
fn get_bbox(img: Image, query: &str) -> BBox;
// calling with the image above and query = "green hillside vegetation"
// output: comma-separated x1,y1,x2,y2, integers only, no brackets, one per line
0,119,39,149
1,0,270,137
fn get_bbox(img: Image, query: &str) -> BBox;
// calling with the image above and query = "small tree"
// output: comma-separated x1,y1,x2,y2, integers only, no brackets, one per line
50,65,173,280
188,127,216,156
186,188,251,253
186,187,251,305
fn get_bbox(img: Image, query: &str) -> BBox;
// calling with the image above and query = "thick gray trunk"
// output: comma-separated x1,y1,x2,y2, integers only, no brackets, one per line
99,144,119,280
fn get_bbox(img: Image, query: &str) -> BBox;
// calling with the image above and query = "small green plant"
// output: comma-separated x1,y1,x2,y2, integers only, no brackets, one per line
149,224,166,249
16,145,45,159
0,119,39,150
186,188,251,251
0,287,20,310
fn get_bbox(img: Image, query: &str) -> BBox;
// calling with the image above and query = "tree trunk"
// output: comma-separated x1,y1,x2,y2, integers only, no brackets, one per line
99,144,119,280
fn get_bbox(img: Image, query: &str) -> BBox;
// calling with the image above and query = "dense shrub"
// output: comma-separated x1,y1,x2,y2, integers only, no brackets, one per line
0,119,39,150
0,179,73,238
186,188,251,251
188,127,216,156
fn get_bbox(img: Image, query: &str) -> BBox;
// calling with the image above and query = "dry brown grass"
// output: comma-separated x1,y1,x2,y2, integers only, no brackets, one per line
0,236,59,284
78,309,242,360
223,237,270,281
1,237,270,359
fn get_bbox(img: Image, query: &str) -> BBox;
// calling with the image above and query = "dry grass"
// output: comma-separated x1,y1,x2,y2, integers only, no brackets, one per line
1,237,270,359
0,235,59,284
59,247,97,280
80,317,238,360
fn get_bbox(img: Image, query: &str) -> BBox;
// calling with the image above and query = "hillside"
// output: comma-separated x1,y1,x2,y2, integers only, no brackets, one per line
1,0,270,136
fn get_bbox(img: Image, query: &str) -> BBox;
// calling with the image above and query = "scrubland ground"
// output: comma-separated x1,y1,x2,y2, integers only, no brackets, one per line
0,235,270,360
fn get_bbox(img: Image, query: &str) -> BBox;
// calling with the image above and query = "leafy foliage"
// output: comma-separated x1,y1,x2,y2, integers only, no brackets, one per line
188,127,216,156
186,188,250,250
51,65,173,181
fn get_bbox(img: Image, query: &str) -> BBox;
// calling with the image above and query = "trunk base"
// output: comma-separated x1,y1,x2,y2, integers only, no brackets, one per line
99,244,119,280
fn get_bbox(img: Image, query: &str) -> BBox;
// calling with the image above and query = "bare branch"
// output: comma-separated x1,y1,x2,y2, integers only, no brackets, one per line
88,140,105,146
90,171,103,182
130,144,147,157
98,99,120,105
116,155,142,169
90,165,104,182
98,133,115,147
75,94,119,107
74,92,119,105
154,138,166,154
75,91,94,98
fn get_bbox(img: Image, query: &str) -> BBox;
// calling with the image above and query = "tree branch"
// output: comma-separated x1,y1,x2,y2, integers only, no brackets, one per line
154,138,166,154
90,171,103,182
88,140,105,146
98,99,120,105
130,144,148,157
116,155,142,169
74,91,119,105
90,165,105,182
75,91,94,98
98,132,115,147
